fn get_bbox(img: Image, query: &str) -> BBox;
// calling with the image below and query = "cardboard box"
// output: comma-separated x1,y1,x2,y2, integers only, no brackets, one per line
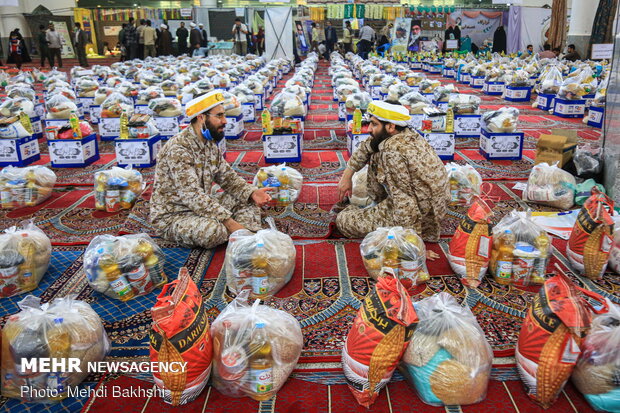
587,106,604,128
262,133,303,163
0,135,41,167
419,132,455,160
242,102,256,123
48,133,99,167
346,131,370,156
479,128,523,160
534,129,578,167
338,101,346,121
224,114,244,139
153,115,182,139
115,134,162,168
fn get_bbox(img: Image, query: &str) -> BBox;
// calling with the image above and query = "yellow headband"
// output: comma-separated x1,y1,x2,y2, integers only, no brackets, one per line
367,102,411,126
186,91,225,119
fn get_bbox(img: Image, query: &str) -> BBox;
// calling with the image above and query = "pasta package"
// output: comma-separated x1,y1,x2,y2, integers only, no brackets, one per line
210,290,303,401
150,268,212,406
572,300,620,413
567,188,615,280
516,269,607,408
360,227,429,288
400,292,492,406
1,295,110,402
447,197,494,288
524,162,576,210
342,270,418,407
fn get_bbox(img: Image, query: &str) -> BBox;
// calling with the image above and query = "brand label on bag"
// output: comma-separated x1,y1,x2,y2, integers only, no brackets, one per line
601,234,612,253
478,235,491,258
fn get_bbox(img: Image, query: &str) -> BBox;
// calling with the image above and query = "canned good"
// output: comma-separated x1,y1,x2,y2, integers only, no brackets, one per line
219,345,248,381
421,119,432,132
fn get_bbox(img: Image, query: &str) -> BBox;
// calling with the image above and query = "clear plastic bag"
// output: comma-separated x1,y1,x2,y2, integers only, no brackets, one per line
93,87,113,105
221,91,242,117
0,220,51,297
0,166,56,209
401,292,492,406
45,94,78,119
345,92,372,114
592,74,608,107
211,72,231,89
75,78,98,98
6,86,36,102
506,69,532,87
116,81,139,99
360,227,429,288
351,166,371,207
404,72,426,87
0,97,35,118
445,163,482,206
336,84,360,102
100,92,133,118
380,76,400,94
269,90,306,118
225,217,296,298
211,290,303,401
524,162,576,209
232,84,255,104
419,79,441,94
93,166,144,211
387,83,412,101
1,295,110,402
369,73,386,86
489,210,552,286
136,86,165,105
609,228,620,274
573,145,603,176
447,94,480,115
536,66,563,95
160,80,180,95
244,77,265,94
481,106,519,133
138,70,163,88
148,98,183,117
572,299,620,412
399,91,431,114
83,233,167,300
432,85,458,103
253,164,303,205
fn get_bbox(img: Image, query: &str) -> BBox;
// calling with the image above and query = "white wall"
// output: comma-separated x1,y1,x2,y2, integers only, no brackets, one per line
0,0,75,39
568,0,600,36
520,0,552,7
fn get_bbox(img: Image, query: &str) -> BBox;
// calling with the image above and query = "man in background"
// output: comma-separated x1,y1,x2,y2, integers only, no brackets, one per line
158,24,173,56
538,43,555,59
189,22,202,56
343,21,353,53
564,44,581,61
176,22,189,56
526,44,533,55
232,18,248,56
37,24,51,68
324,21,337,59
118,23,127,61
46,23,63,68
199,23,209,50
73,22,89,67
357,22,375,59
143,20,157,58
137,19,146,59
124,17,139,60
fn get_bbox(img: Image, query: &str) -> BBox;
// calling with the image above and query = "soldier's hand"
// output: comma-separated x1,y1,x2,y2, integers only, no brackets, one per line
338,168,354,201
426,250,440,261
224,218,245,234
251,187,274,207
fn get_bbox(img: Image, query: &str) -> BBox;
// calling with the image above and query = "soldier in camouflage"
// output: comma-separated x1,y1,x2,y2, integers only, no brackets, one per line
336,101,449,242
150,90,273,249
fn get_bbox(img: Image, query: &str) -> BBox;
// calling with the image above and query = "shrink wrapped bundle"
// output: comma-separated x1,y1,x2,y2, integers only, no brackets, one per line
400,292,492,406
211,290,303,401
225,217,296,298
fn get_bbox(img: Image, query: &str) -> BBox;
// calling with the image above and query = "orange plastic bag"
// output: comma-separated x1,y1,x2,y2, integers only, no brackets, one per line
447,196,493,287
516,265,608,408
567,188,615,280
149,267,213,406
342,269,418,407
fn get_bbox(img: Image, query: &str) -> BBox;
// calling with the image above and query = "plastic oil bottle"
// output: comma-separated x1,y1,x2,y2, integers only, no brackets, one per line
249,322,273,401
445,108,454,133
119,110,129,139
449,167,460,205
383,234,400,274
46,317,71,400
532,232,550,284
261,110,273,135
352,108,362,134
17,235,36,291
69,111,82,139
494,229,515,285
251,243,269,297
94,173,107,210
24,169,38,207
278,167,291,206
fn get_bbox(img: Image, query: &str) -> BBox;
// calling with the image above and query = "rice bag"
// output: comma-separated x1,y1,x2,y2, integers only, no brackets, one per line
93,166,144,211
342,269,418,407
210,290,302,401
1,295,110,402
351,166,371,207
0,166,56,209
481,107,519,133
225,217,295,298
360,227,430,288
489,210,552,286
150,267,212,406
572,300,620,413
566,188,614,280
83,234,167,300
516,269,607,408
447,196,494,288
0,220,51,297
253,164,303,205
524,162,576,210
400,292,492,406
445,163,482,206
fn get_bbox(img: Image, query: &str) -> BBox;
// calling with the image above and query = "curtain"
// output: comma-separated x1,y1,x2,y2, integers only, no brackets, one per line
547,0,567,50
589,0,619,54
507,6,522,53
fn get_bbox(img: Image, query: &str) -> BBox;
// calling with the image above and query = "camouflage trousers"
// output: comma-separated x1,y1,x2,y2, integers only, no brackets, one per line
336,202,395,239
158,191,262,249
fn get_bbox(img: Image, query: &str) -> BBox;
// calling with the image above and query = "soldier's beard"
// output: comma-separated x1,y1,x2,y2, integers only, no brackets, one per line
204,118,225,142
369,125,390,152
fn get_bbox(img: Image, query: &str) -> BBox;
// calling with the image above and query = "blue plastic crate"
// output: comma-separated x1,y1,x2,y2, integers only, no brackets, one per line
0,135,41,167
504,86,532,102
553,97,586,118
479,128,524,160
48,133,100,168
262,133,303,163
115,134,162,168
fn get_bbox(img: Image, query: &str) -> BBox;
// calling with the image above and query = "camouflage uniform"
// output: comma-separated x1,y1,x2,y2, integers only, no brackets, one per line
150,127,261,249
336,130,449,241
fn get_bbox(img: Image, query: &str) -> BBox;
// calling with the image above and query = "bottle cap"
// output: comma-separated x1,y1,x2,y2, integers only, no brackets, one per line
255,322,265,328
257,242,264,248
387,234,395,240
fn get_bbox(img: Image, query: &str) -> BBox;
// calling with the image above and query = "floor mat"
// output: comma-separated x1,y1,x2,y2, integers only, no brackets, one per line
457,149,535,181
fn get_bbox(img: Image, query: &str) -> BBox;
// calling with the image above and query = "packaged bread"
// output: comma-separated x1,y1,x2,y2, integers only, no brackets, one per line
0,166,56,209
524,162,576,210
1,295,109,402
342,269,418,407
447,196,494,288
150,267,212,406
360,227,429,288
225,217,296,299
572,300,620,413
567,188,614,280
400,292,492,406
516,268,607,408
253,164,303,205
211,290,302,401
445,163,482,206
83,234,167,301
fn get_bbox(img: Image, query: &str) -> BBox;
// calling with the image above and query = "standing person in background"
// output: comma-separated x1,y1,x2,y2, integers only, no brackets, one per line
324,21,337,59
73,22,89,67
232,18,248,56
199,23,209,51
137,19,146,59
255,26,265,56
10,29,31,64
46,23,63,68
124,17,139,60
311,23,320,55
37,24,51,68
176,22,189,56
143,20,157,58
552,47,561,58
189,23,201,57
118,23,127,61
343,21,353,53
8,31,23,69
357,22,375,59
158,24,173,56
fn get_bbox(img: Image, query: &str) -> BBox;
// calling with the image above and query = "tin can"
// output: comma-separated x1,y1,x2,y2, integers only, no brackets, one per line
421,119,432,132
105,190,120,212
219,345,248,381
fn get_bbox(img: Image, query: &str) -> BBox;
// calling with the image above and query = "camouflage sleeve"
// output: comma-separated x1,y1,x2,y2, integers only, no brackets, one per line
347,137,373,172
164,147,233,222
215,154,258,203
378,151,421,227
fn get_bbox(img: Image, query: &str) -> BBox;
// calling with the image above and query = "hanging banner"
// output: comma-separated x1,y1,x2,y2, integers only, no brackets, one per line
265,7,293,60
392,17,411,52
447,10,502,50
74,8,98,55
408,19,422,52
519,7,551,52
